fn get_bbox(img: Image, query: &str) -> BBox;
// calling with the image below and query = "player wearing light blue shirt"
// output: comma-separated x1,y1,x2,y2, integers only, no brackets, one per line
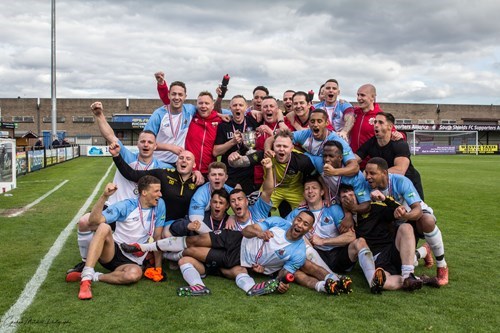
74,176,165,300
365,157,449,286
292,125,353,159
145,103,197,164
240,216,308,275
110,139,172,205
189,162,234,222
313,79,354,133
102,196,166,264
121,210,315,297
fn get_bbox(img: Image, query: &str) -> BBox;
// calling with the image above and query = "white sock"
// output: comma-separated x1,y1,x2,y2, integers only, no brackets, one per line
305,245,334,274
235,273,255,292
93,272,103,282
142,236,186,252
315,281,326,293
401,265,414,280
358,247,376,286
196,223,212,234
424,226,447,268
180,263,204,286
77,231,93,261
325,273,339,282
163,251,184,262
81,266,95,281
415,245,427,260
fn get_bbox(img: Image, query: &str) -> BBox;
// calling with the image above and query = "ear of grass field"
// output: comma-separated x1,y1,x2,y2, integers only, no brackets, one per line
0,155,499,332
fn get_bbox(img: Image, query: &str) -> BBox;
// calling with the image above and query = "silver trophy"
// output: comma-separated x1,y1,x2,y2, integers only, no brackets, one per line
242,130,257,155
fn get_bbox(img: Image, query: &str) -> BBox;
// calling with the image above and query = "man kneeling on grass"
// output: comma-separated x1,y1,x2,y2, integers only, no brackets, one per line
66,176,166,300
121,211,315,297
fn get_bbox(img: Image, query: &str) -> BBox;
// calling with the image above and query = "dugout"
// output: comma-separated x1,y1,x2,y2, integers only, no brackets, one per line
109,114,151,146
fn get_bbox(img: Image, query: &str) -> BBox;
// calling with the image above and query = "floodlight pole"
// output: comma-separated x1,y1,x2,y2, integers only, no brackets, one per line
51,0,57,139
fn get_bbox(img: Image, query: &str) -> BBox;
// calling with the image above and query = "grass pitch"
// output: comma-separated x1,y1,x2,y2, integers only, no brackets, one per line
0,155,499,332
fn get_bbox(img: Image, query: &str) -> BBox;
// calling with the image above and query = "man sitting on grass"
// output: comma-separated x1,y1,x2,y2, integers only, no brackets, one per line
66,176,165,300
120,211,315,297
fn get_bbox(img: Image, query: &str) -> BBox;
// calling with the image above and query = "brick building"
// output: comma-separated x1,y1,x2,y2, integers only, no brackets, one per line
1,97,500,147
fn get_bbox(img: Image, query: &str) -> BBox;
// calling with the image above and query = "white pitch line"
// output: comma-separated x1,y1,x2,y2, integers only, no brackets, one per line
0,163,114,333
7,179,69,218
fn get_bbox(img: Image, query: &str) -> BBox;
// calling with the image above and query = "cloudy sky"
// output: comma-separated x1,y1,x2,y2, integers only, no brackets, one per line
1,0,499,105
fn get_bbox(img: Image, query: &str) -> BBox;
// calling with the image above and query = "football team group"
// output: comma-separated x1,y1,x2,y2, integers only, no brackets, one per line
64,72,448,300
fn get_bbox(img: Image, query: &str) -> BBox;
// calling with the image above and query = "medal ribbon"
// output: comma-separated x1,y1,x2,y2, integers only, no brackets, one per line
231,119,246,150
273,158,292,188
167,105,182,140
138,201,156,237
254,239,267,265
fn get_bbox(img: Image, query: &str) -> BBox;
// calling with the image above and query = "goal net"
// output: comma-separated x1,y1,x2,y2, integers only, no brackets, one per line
409,130,478,155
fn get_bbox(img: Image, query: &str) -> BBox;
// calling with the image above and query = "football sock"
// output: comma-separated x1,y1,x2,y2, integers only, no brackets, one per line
235,273,255,292
77,231,93,261
424,226,447,268
325,273,339,282
164,251,183,261
358,247,376,285
315,281,326,293
93,272,102,282
180,263,204,286
415,245,427,260
142,237,186,252
401,265,414,280
81,267,95,282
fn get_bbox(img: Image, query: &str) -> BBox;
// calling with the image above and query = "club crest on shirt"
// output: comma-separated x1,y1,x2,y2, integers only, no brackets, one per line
321,217,333,226
189,184,196,190
275,248,287,259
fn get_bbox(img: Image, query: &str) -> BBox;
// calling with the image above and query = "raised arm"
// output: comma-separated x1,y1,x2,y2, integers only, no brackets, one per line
88,183,117,227
109,142,158,182
90,102,118,143
155,71,170,105
260,157,274,203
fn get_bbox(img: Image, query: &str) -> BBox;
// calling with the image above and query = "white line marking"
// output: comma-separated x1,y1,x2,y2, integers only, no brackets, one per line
8,180,69,218
0,163,114,333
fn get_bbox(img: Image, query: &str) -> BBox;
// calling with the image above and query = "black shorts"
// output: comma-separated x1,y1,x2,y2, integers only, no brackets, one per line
317,246,355,273
205,230,243,272
374,243,402,276
99,242,139,272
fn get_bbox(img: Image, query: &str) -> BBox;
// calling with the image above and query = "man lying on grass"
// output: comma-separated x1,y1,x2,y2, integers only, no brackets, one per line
66,176,165,300
121,211,315,297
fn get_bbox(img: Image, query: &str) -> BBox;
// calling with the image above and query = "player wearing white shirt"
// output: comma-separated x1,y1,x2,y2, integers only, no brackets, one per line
312,79,355,141
144,81,197,164
138,158,274,295
67,176,166,300
67,103,171,277
121,211,315,297
286,178,355,295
